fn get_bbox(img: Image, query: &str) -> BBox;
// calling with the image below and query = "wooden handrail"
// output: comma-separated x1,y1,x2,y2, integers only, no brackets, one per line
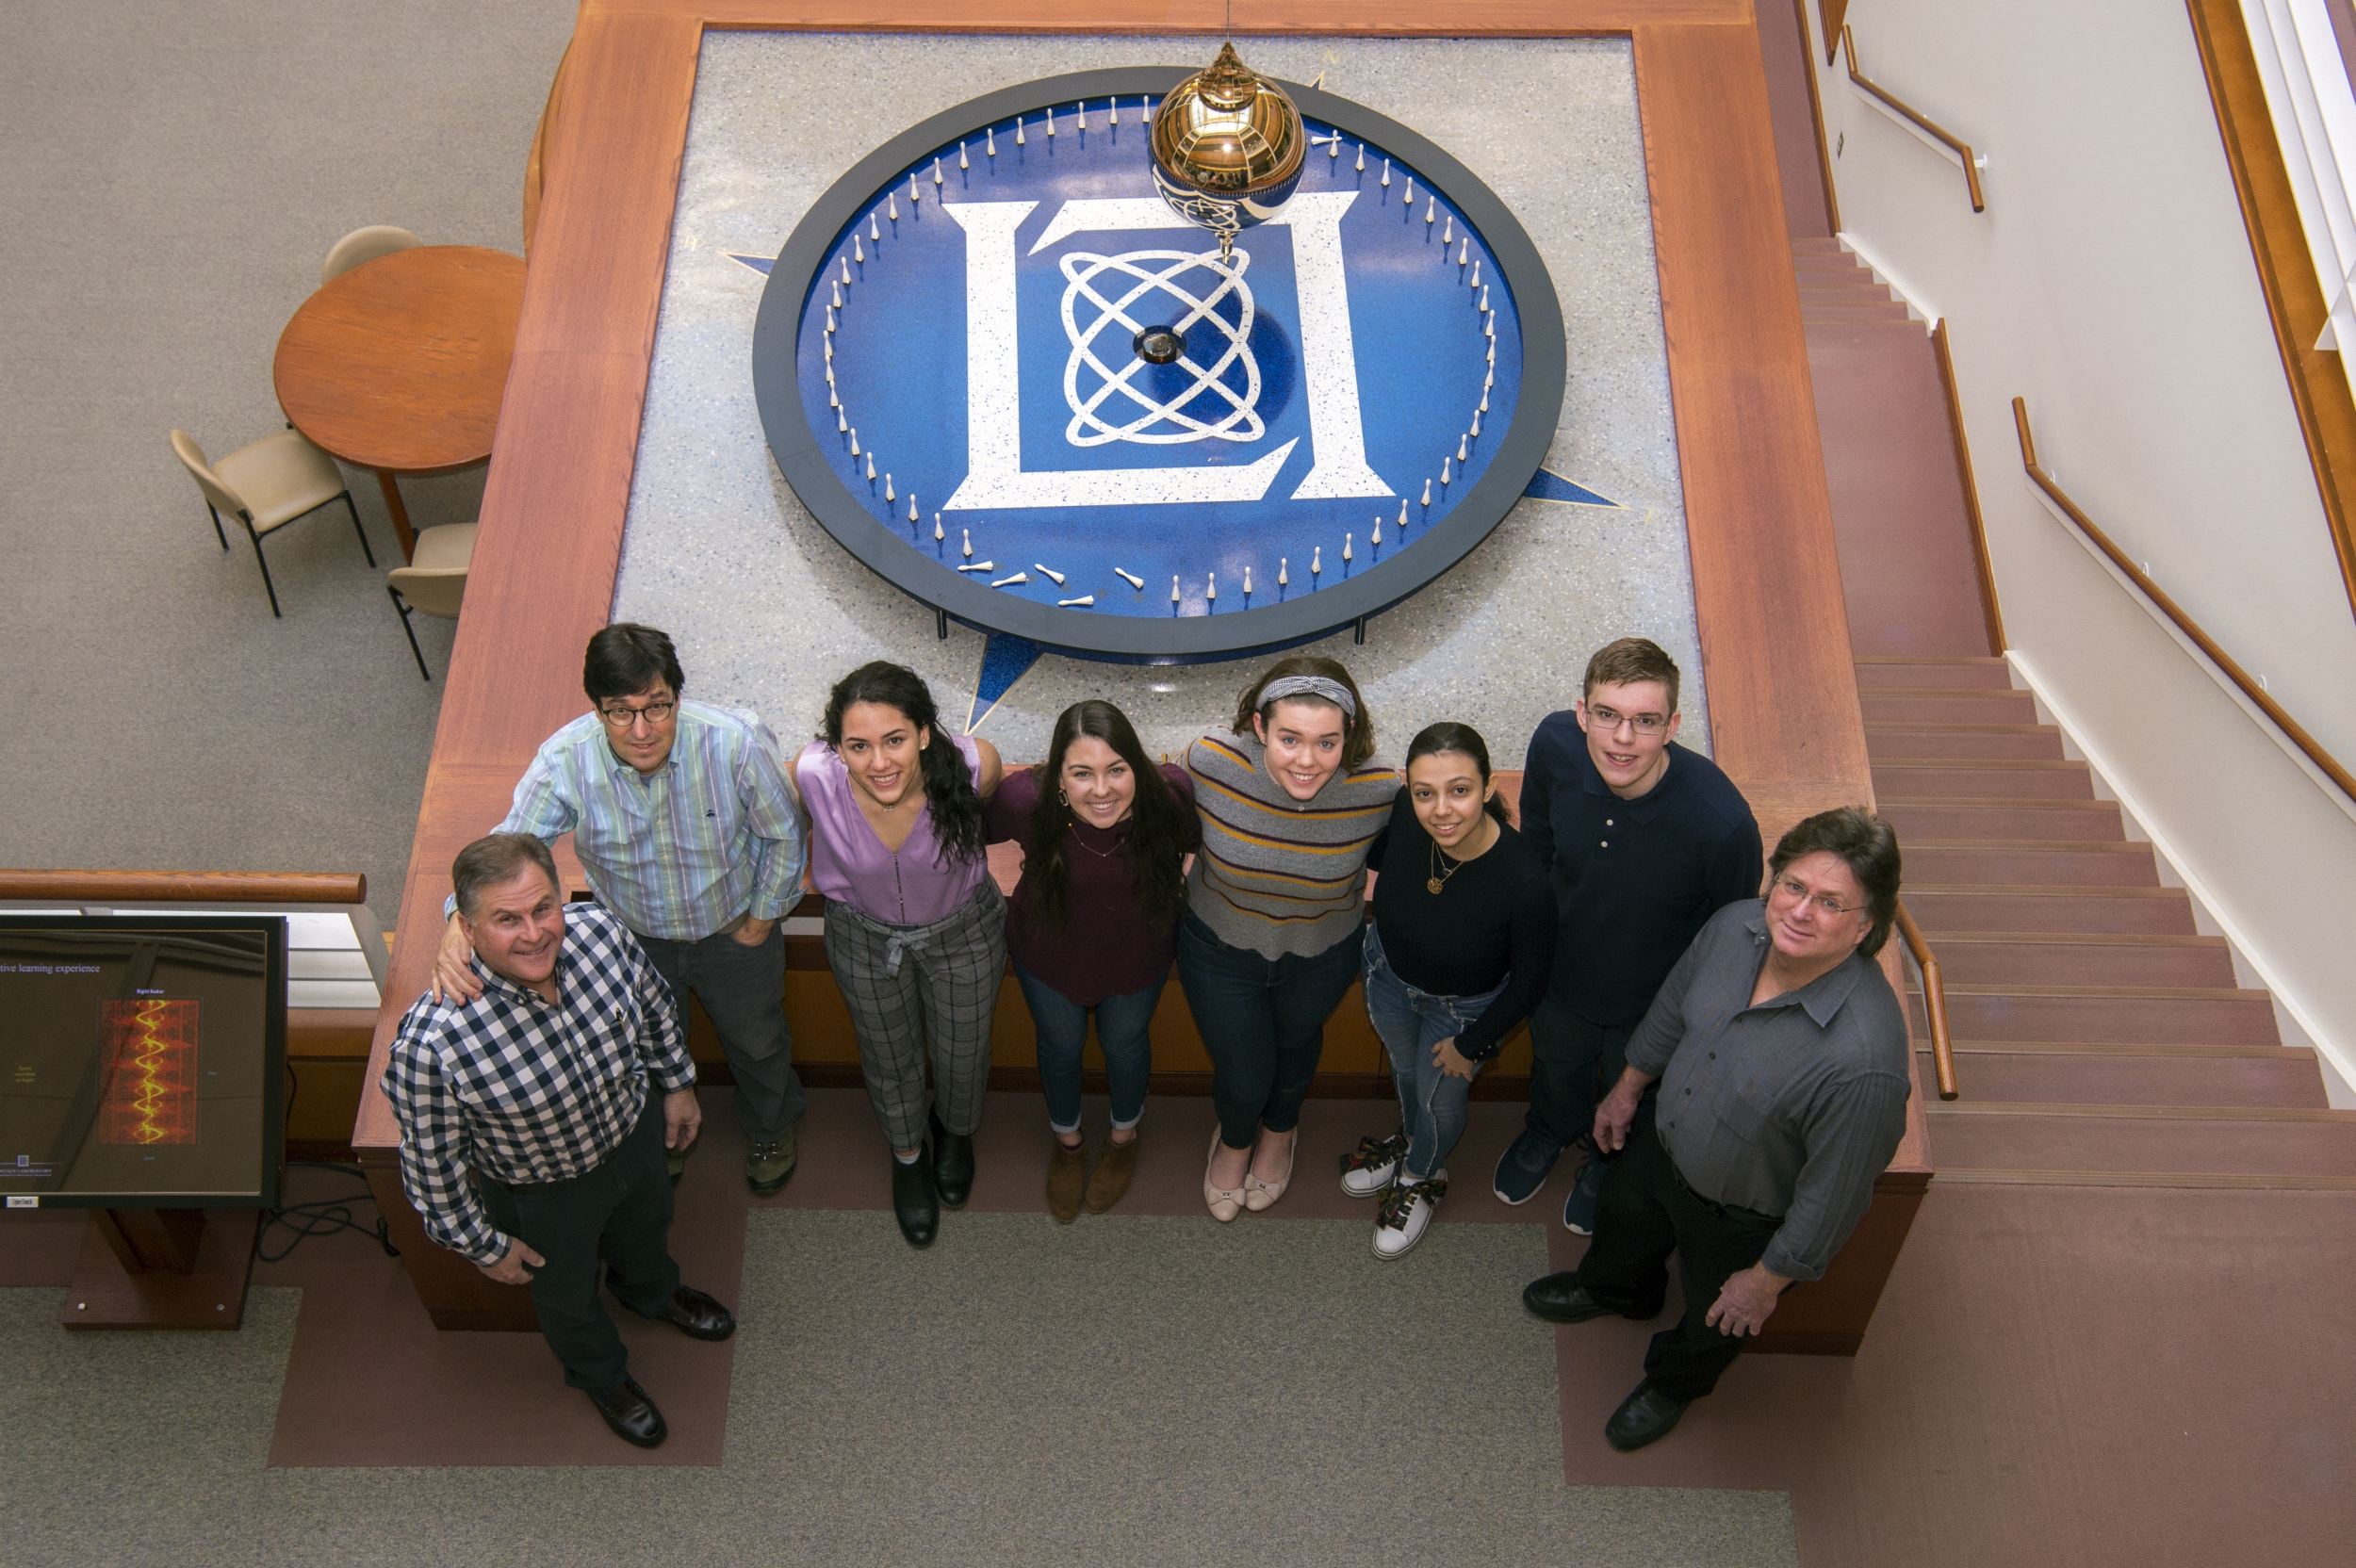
0,870,366,905
2014,397,2356,804
1895,899,1959,1102
522,40,572,260
1932,318,2005,654
1841,24,1986,213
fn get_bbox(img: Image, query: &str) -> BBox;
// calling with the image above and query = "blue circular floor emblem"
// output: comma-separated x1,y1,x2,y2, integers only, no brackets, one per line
753,67,1566,662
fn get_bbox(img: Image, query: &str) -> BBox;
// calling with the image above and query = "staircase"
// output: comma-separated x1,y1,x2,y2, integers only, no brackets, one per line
1797,241,2356,1189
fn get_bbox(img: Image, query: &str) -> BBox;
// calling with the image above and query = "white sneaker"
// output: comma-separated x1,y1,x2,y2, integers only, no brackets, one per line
1372,1171,1447,1259
1339,1129,1409,1198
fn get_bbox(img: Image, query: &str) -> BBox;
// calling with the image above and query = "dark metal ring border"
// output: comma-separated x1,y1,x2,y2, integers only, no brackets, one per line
752,65,1567,661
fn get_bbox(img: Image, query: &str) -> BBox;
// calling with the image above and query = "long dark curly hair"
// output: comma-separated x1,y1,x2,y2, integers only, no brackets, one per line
820,662,986,867
1023,699,1191,929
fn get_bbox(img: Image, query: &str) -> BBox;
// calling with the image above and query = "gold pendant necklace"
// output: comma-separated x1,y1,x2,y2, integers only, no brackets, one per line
1427,840,1461,896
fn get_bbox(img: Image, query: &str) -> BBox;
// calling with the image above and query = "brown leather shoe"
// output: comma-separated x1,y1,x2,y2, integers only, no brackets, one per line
1085,1134,1138,1214
1046,1137,1087,1224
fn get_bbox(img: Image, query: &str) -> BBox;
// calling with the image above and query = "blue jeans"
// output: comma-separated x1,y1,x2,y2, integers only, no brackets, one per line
1175,913,1365,1150
1012,957,1164,1135
1362,923,1505,1180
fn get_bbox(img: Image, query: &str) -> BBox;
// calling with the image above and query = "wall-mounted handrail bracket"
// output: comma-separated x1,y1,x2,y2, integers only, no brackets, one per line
1841,24,1987,214
1896,899,1958,1102
2014,396,2356,806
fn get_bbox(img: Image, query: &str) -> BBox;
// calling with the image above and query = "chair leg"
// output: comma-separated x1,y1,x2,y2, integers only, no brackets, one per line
245,515,282,617
205,502,228,550
389,585,431,679
343,491,376,567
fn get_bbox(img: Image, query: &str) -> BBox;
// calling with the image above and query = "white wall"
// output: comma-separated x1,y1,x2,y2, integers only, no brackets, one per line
1801,1,2356,1085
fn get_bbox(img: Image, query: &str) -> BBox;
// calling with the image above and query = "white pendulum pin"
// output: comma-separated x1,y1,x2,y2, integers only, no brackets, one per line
1487,341,1496,365
1442,213,1453,244
1243,564,1253,594
1114,567,1145,590
1328,135,1339,160
962,528,973,559
1381,158,1392,188
835,408,845,432
887,191,898,221
1343,533,1353,562
986,125,997,157
884,474,895,502
841,257,852,286
869,213,880,241
1110,98,1120,125
1440,458,1451,486
1397,499,1409,531
908,174,920,205
824,336,832,363
866,454,877,481
1424,197,1436,225
1371,513,1382,545
959,140,969,170
1420,479,1432,506
934,514,945,543
1034,564,1066,585
908,496,919,523
1404,178,1415,206
1486,317,1496,340
831,281,843,308
1355,143,1366,172
932,157,943,187
1470,410,1481,437
957,561,994,572
854,236,865,264
1059,596,1095,607
1456,238,1468,268
993,572,1028,587
1311,546,1322,578
1279,558,1289,586
1078,103,1088,133
1016,115,1026,145
1206,572,1217,601
849,429,860,456
1470,258,1481,288
1457,434,1468,462
1046,106,1055,138
825,306,835,334
1170,576,1181,604
1480,286,1490,312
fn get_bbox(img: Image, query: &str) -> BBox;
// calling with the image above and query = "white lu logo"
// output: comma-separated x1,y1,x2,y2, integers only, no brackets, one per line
941,195,1394,509
1059,248,1263,446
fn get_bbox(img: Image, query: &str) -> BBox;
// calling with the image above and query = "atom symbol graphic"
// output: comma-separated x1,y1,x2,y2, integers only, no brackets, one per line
1058,248,1265,447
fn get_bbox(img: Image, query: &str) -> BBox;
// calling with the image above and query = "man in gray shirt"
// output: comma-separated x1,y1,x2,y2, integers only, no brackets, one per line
1523,808,1911,1452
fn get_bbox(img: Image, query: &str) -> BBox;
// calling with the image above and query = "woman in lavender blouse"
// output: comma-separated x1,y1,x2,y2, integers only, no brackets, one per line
787,662,1003,1250
985,700,1199,1223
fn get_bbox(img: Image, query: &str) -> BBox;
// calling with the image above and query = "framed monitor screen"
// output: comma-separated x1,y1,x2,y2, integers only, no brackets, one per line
0,916,286,1208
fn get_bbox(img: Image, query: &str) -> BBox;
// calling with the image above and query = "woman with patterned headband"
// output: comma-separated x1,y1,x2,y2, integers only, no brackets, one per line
1177,656,1398,1221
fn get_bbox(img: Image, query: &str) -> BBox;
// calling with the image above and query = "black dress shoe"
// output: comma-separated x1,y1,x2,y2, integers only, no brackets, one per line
586,1379,667,1448
893,1150,940,1248
1522,1272,1618,1323
628,1285,736,1342
1604,1379,1691,1452
931,1113,975,1209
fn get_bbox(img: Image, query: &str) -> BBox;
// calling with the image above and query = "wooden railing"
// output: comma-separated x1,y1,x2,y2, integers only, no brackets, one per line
0,869,366,904
1841,24,1987,214
1895,899,1958,1101
1932,319,2005,654
2015,397,2356,805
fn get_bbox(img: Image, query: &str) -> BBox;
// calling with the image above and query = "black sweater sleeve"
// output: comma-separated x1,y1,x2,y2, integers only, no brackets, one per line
1455,859,1559,1061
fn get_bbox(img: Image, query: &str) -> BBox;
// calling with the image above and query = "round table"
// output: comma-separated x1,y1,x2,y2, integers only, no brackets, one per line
273,245,526,561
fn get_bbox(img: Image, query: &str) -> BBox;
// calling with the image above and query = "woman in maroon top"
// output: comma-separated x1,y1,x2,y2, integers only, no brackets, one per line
986,699,1199,1221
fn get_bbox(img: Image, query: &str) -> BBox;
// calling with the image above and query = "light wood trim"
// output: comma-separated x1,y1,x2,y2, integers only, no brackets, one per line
593,0,1750,26
0,870,365,904
522,40,572,259
1817,0,1848,67
1931,318,2004,653
2015,396,2356,804
1840,24,1985,213
1896,899,1958,1101
2185,0,2356,623
1793,0,1840,233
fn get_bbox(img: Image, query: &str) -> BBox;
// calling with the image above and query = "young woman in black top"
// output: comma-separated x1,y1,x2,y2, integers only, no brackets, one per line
1341,722,1557,1258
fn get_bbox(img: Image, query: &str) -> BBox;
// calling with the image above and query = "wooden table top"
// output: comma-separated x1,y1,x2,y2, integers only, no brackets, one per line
273,245,526,474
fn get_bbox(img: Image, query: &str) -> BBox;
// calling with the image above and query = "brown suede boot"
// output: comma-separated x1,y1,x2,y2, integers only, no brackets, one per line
1084,1133,1138,1214
1047,1137,1088,1224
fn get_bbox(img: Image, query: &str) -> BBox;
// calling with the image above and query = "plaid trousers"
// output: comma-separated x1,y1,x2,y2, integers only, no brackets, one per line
822,877,1007,1152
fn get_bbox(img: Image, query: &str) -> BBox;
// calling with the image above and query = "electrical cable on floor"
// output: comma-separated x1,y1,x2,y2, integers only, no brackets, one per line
255,1161,401,1263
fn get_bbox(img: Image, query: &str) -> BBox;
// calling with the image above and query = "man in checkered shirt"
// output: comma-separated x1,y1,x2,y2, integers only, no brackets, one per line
385,832,737,1449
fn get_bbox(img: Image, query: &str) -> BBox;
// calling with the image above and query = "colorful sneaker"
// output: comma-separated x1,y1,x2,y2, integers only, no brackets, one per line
1339,1129,1409,1198
1373,1171,1447,1260
1562,1149,1611,1234
1492,1129,1562,1205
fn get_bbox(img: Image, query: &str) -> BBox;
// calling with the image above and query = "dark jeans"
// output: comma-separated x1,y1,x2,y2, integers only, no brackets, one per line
1175,913,1364,1151
1524,989,1635,1152
1011,957,1164,1135
1573,1093,1782,1402
637,920,805,1142
477,1096,681,1392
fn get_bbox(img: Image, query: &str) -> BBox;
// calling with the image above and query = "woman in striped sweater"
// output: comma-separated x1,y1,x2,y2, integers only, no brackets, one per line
1177,656,1397,1220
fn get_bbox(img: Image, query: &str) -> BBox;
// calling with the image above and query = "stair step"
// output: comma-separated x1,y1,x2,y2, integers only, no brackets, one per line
1791,237,1851,252
1905,841,2158,886
1914,932,2237,988
1901,885,2198,934
1853,657,2013,690
1882,798,2124,842
1861,689,2039,725
1925,1102,2356,1182
1922,1046,2326,1108
1919,985,2280,1045
1801,302,1915,320
1873,760,2096,801
1865,723,2066,760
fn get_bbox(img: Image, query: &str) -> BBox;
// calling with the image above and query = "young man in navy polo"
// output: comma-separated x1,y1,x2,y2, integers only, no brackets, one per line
1497,638,1763,1233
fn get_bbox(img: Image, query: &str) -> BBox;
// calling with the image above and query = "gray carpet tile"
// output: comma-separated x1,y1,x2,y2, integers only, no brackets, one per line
1,1216,1796,1567
0,0,576,932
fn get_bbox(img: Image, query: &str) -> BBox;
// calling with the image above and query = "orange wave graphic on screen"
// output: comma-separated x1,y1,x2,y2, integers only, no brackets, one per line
98,999,199,1147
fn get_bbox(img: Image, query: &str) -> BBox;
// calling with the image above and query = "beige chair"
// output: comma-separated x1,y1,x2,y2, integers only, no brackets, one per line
171,429,370,617
320,225,421,285
387,523,475,679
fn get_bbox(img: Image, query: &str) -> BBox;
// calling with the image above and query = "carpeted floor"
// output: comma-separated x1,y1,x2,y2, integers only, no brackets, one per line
0,0,577,933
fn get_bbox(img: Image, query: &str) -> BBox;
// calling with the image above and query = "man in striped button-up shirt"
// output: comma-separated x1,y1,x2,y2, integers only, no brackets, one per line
389,833,735,1448
434,625,810,1195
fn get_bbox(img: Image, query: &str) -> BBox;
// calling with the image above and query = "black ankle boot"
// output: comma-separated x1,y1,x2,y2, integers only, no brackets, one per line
931,1113,975,1209
892,1150,939,1248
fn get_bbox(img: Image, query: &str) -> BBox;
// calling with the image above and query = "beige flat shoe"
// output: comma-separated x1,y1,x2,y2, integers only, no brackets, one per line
1203,1125,1248,1222
1242,1126,1299,1213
